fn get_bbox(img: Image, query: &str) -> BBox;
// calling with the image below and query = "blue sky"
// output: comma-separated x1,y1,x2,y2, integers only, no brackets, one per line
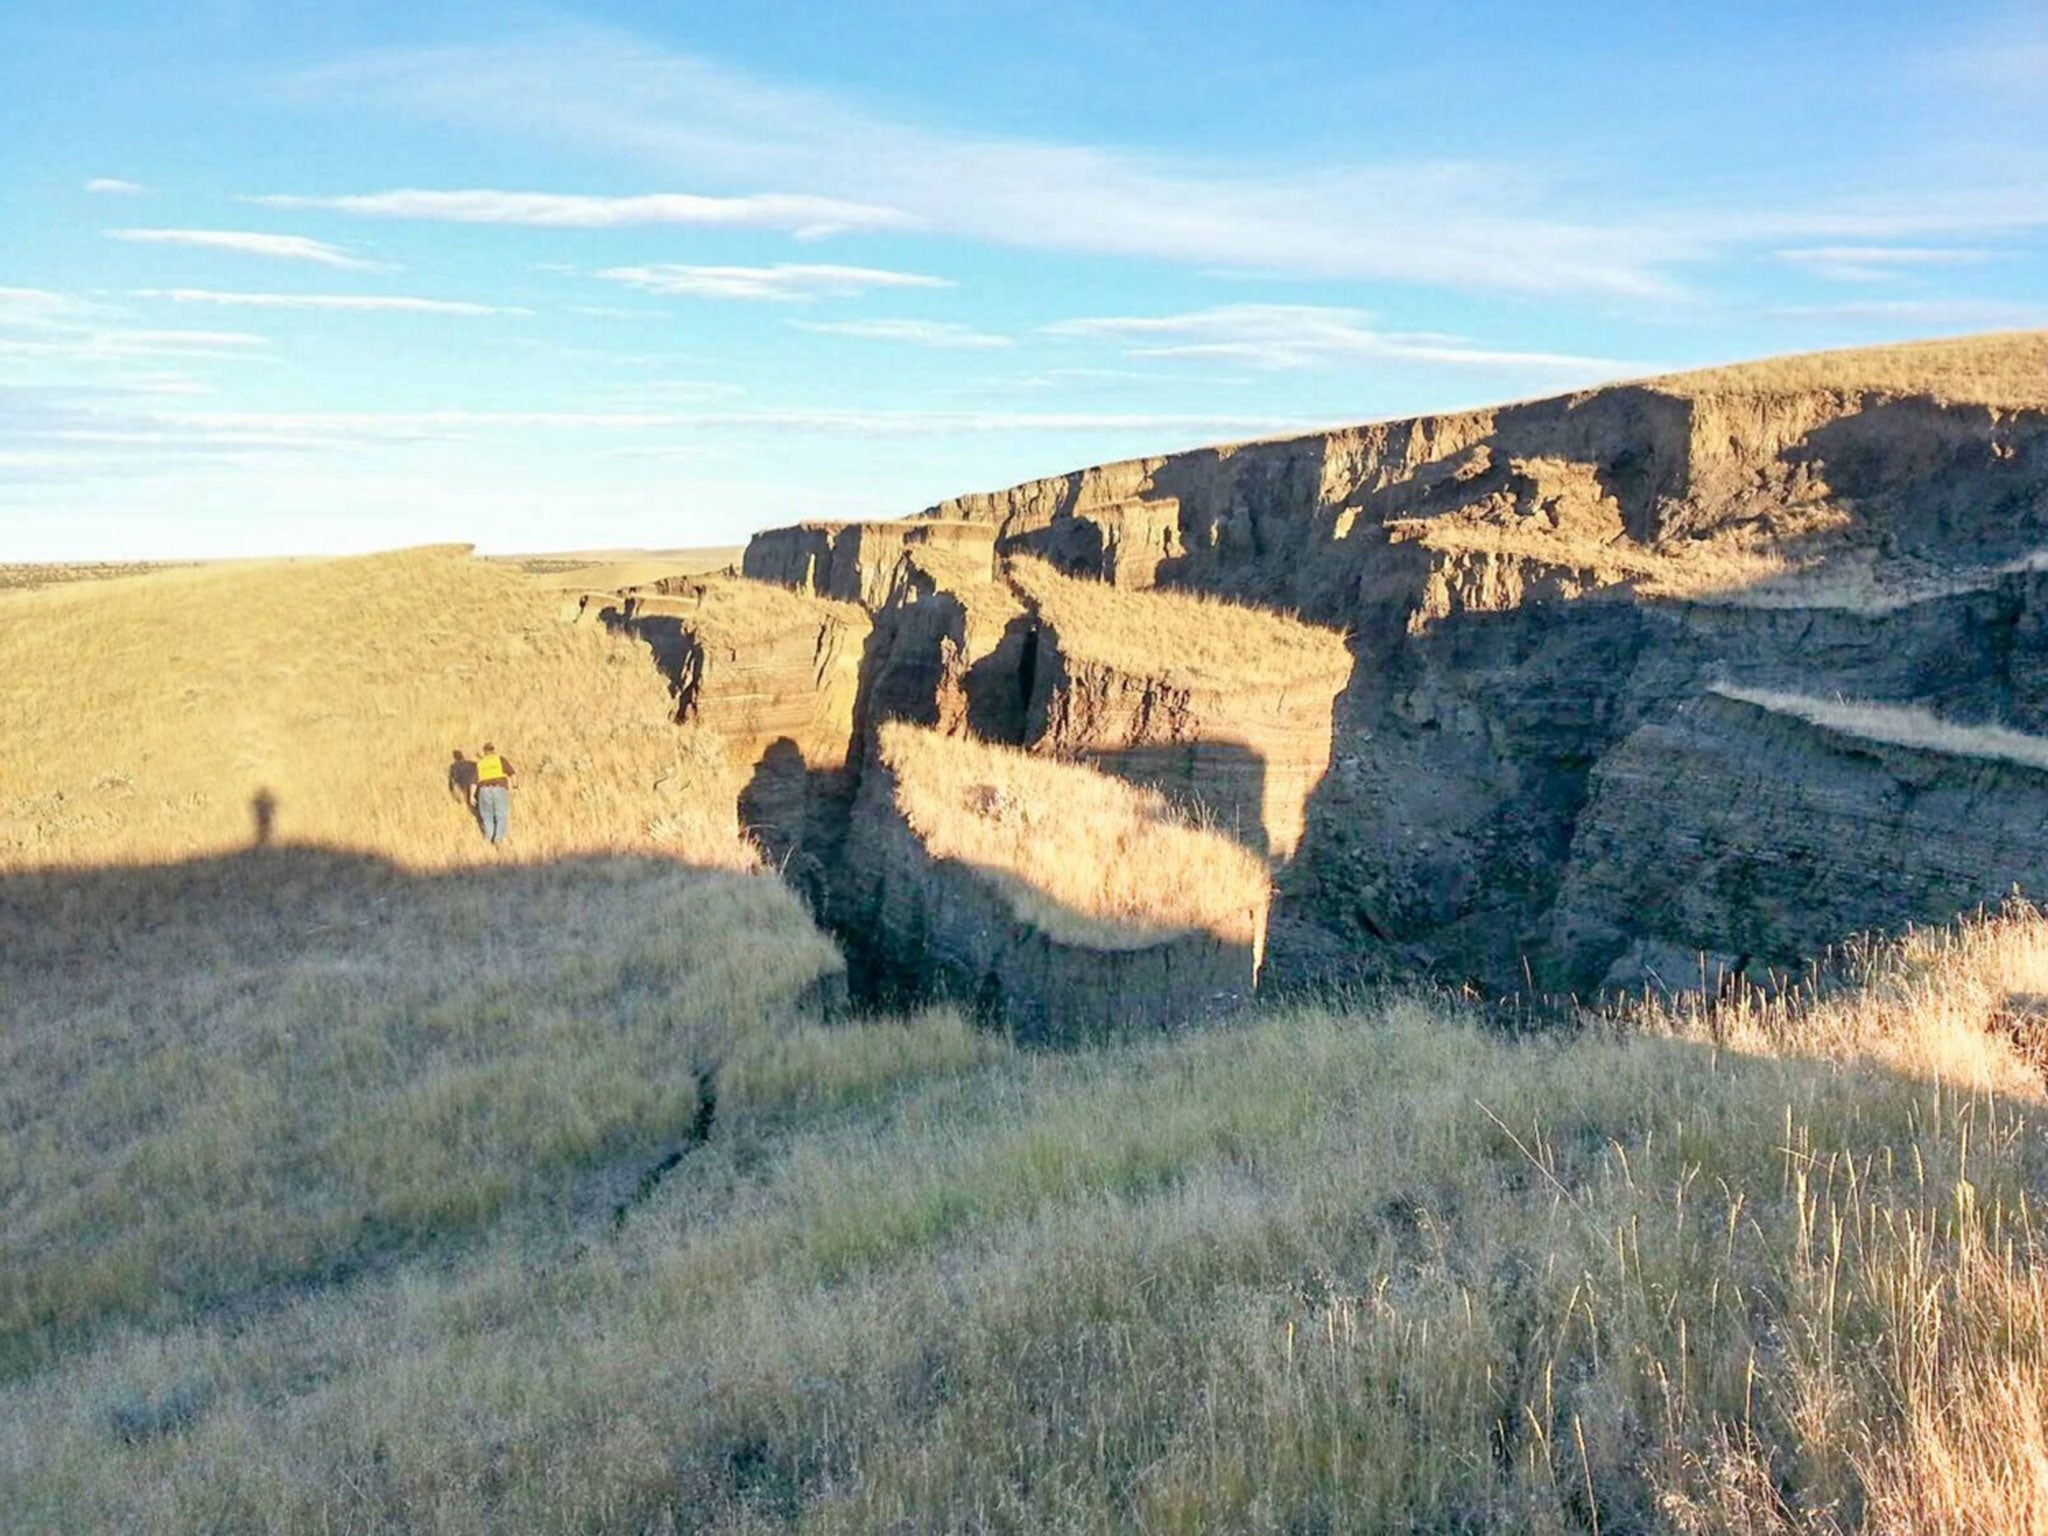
4,1,2045,561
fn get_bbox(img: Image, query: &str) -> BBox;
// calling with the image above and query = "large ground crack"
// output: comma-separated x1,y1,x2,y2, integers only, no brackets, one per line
613,1067,717,1229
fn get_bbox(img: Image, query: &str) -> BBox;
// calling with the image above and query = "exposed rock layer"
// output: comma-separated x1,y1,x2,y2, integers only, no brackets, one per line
716,332,2048,997
841,759,1260,1043
1011,561,1351,860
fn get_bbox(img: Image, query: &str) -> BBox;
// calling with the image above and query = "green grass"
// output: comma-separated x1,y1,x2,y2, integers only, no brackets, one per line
8,910,2048,1531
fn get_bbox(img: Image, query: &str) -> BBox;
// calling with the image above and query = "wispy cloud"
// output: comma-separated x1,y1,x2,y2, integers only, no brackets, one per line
133,288,524,316
106,228,385,270
286,28,2048,304
0,287,101,329
1047,304,1634,374
181,406,1299,436
250,187,916,238
596,263,951,302
791,318,1010,349
1777,245,1991,283
85,178,144,196
287,32,1691,299
0,331,270,362
0,287,269,362
4,400,1304,456
602,378,748,404
1769,298,2048,328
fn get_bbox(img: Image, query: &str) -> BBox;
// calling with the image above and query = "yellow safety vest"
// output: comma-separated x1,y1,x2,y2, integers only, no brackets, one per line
477,754,507,783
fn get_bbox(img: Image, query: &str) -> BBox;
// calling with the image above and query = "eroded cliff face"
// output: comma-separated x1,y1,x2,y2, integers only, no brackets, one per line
1551,687,2048,990
570,577,872,915
840,754,1261,1041
630,332,2048,1003
1009,559,1351,861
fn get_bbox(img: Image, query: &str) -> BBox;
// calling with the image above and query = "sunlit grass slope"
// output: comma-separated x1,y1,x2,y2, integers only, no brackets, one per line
1008,553,1352,691
881,720,1270,947
0,544,845,1373
0,544,746,871
10,908,2048,1531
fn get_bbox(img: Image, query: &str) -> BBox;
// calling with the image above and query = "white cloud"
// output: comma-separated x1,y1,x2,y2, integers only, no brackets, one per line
1047,304,1634,374
0,331,270,361
0,287,103,329
609,379,748,403
250,187,915,238
118,373,218,397
285,28,2048,303
106,228,385,270
7,402,1303,452
596,263,952,302
1769,298,2048,328
791,318,1011,349
85,178,144,196
0,287,271,366
1777,245,1991,283
286,32,1692,299
133,288,524,316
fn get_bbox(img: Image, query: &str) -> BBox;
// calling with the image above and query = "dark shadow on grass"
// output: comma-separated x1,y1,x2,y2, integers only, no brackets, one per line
0,843,840,1383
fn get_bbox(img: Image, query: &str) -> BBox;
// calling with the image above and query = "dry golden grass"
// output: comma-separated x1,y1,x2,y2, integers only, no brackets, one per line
11,907,2048,1531
0,849,842,1376
0,544,753,873
880,720,1269,948
510,546,745,590
621,569,868,647
1649,329,2048,409
0,560,195,591
1714,684,2048,772
0,542,846,1375
1007,555,1352,691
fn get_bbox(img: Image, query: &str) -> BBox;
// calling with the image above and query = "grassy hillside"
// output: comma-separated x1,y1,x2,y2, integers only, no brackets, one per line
0,850,842,1377
0,548,844,1417
7,904,2048,1531
13,539,2048,1531
881,721,1270,948
0,544,748,870
1651,329,2048,407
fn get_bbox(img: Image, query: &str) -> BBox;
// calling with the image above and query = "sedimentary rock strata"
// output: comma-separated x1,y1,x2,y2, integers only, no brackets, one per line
577,576,870,770
839,727,1266,1040
1009,558,1351,860
1551,688,2048,989
704,332,2048,1003
741,519,996,608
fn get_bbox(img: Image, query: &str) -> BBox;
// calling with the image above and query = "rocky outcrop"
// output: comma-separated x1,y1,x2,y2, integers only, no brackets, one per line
851,543,1037,748
577,578,870,769
1551,689,2048,990
1010,560,1351,860
574,577,872,915
741,519,996,609
724,331,2048,1000
926,335,2048,625
839,748,1263,1042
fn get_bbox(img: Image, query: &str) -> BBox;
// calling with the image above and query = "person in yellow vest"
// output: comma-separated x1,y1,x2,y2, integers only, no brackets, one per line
472,743,516,845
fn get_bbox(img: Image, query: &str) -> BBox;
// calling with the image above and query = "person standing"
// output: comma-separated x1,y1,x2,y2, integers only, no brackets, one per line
473,743,516,845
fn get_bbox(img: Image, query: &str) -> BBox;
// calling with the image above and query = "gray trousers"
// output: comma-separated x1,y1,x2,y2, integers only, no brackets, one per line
477,783,510,843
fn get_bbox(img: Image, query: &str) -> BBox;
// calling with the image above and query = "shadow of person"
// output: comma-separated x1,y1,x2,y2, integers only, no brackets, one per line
447,749,481,830
740,737,810,876
249,788,277,847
